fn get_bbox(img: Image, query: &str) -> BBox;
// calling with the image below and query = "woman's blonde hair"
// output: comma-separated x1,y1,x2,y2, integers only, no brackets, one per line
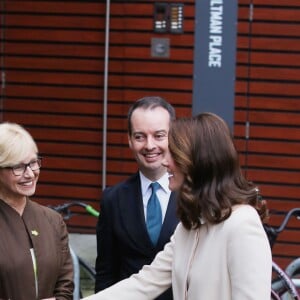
0,122,38,167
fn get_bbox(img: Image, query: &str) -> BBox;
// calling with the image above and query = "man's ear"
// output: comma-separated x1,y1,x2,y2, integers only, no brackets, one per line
128,134,133,149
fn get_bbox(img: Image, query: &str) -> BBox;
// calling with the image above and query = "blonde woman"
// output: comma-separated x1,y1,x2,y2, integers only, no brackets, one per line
0,122,74,300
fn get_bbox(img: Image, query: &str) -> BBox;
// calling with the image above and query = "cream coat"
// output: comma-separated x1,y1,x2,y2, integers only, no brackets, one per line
84,205,272,300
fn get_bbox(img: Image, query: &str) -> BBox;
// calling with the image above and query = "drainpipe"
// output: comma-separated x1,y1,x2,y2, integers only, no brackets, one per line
102,0,111,190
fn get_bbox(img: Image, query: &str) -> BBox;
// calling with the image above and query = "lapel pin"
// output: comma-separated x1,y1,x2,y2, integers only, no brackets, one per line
31,230,39,236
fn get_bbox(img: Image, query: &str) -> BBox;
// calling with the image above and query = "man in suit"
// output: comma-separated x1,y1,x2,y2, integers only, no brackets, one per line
94,96,179,300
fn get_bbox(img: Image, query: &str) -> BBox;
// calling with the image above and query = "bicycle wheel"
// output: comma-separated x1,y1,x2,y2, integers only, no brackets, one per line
78,256,96,298
272,261,300,300
70,247,81,300
285,258,300,294
286,258,300,278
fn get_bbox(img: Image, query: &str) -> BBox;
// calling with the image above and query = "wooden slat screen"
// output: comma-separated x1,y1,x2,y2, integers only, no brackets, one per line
2,0,299,271
0,0,195,232
235,0,300,267
1,1,107,232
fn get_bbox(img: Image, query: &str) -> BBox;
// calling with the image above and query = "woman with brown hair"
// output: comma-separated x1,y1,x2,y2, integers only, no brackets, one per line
84,112,272,300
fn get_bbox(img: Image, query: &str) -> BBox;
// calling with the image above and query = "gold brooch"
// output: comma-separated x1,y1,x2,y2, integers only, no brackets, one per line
31,230,39,236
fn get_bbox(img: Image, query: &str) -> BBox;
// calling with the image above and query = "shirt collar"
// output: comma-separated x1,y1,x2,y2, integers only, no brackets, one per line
139,171,170,196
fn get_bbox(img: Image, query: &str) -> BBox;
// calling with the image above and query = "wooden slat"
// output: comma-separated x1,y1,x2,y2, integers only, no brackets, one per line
252,6,300,22
40,156,101,172
36,184,100,200
4,57,192,75
237,51,300,67
38,142,102,157
272,244,300,257
255,36,300,53
40,170,101,186
4,88,192,110
6,70,103,86
3,113,103,129
274,231,300,244
5,15,105,29
109,46,194,61
109,61,193,76
245,22,300,37
4,99,102,115
4,29,194,48
109,32,194,47
29,127,102,143
235,111,300,126
261,185,299,199
4,42,104,57
234,124,300,141
235,96,300,110
41,156,136,176
5,85,103,100
4,28,105,43
6,73,192,91
236,81,300,97
235,140,300,156
237,36,300,51
5,1,105,14
3,42,193,62
109,89,193,105
237,65,300,81
268,201,300,212
239,21,288,36
4,57,104,72
241,154,300,171
252,0,300,6
238,6,251,19
239,166,300,188
109,75,193,90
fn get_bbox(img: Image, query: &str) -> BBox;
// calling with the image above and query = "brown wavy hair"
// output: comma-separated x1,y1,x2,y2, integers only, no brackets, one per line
168,112,268,230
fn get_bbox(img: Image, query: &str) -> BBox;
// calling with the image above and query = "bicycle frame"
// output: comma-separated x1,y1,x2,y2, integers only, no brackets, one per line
49,201,99,300
272,261,300,300
286,258,300,279
266,208,300,300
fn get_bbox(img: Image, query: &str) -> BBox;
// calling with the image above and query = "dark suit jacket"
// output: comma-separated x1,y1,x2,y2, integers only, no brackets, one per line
95,173,179,300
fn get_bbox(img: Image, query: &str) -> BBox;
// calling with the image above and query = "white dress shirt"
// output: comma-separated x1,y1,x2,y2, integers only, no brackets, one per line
139,171,171,222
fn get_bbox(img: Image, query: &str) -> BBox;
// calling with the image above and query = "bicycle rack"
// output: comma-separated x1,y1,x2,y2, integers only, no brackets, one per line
70,246,81,300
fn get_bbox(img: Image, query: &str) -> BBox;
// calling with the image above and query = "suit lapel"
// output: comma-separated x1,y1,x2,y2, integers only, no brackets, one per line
157,191,178,249
118,174,154,250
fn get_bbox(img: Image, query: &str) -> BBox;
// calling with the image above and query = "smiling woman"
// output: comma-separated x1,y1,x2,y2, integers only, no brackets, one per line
83,112,272,300
0,122,74,300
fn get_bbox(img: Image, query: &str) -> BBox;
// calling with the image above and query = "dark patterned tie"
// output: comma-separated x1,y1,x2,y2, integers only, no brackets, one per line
146,182,162,245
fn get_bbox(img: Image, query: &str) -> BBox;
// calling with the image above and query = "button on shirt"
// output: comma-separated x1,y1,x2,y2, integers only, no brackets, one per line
140,172,171,222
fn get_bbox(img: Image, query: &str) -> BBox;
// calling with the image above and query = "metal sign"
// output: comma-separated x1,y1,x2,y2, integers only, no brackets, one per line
192,0,238,128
